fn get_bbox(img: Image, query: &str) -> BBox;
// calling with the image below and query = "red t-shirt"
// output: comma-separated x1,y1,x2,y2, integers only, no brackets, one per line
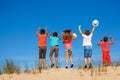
64,40,72,50
99,42,111,53
36,34,47,47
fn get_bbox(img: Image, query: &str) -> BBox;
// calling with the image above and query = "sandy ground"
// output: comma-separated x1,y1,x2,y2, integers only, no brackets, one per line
0,66,120,80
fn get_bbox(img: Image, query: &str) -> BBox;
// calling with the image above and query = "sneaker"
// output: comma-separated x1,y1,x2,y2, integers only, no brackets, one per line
89,63,92,69
84,65,87,69
66,66,68,69
51,63,55,68
39,66,42,73
56,66,59,68
70,64,73,68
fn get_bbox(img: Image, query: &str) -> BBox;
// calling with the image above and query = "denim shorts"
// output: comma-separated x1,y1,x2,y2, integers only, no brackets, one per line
84,46,92,58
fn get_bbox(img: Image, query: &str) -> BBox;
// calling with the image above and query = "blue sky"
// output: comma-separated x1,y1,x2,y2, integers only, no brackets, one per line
0,0,120,68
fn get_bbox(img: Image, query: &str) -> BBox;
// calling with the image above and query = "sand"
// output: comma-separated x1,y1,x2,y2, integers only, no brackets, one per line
0,66,120,80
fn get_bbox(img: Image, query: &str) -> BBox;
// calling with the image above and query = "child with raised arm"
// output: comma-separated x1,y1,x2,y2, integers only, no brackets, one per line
62,30,76,69
36,27,48,70
48,32,60,68
98,36,114,66
78,25,96,69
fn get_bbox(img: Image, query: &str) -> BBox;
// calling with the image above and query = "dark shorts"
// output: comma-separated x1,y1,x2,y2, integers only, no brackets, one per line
39,46,46,59
84,46,92,58
50,46,59,57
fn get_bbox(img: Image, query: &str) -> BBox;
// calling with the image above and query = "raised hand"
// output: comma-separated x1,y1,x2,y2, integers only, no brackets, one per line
78,25,82,30
110,36,112,39
38,27,41,31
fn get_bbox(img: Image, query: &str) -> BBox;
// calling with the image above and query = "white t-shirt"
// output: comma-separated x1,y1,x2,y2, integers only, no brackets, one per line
82,33,93,46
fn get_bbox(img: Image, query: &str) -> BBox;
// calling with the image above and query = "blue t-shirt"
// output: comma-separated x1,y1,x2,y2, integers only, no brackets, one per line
50,36,59,46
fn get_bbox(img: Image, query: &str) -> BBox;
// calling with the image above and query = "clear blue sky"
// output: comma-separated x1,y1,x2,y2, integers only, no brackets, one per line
0,0,120,68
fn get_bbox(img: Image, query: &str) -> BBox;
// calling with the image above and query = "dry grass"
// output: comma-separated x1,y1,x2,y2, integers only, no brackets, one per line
3,59,21,74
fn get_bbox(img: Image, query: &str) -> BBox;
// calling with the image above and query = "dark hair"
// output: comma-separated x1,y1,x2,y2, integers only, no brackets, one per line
103,36,108,42
53,32,58,37
40,29,45,34
85,30,90,36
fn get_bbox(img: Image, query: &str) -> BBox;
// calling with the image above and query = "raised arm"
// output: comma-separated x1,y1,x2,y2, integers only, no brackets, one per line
110,36,114,44
98,39,102,46
45,26,48,35
91,26,96,34
36,27,41,35
78,25,82,36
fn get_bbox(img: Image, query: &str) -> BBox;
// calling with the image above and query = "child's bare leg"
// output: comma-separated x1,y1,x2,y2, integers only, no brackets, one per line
39,59,42,66
84,58,87,65
65,52,69,68
43,59,47,69
69,52,73,65
88,57,91,64
55,57,59,67
69,52,74,68
50,56,54,64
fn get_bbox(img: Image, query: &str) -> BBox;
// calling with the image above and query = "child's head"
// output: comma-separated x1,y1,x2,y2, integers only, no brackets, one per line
53,32,58,37
103,36,108,42
85,30,90,36
40,29,45,34
62,30,72,42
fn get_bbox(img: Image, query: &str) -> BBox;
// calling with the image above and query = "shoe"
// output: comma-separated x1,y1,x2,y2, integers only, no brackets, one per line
56,66,59,68
66,66,68,69
51,63,55,68
84,65,87,69
89,63,92,69
70,64,73,68
39,66,42,73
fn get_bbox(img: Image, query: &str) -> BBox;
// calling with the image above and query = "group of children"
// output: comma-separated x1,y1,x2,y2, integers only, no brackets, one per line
36,25,114,70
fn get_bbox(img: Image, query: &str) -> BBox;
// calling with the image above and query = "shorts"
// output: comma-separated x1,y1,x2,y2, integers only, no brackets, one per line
39,46,46,59
102,51,111,64
50,46,59,57
84,46,92,58
65,49,72,52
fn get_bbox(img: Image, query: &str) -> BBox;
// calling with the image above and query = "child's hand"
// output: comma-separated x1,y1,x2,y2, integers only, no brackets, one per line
38,27,41,31
46,26,48,30
78,25,82,30
100,39,102,41
78,25,81,28
110,36,112,39
61,32,64,35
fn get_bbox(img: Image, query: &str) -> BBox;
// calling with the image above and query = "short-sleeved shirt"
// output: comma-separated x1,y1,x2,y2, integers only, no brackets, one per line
50,36,59,46
64,41,72,50
82,33,93,46
99,42,111,53
36,34,47,47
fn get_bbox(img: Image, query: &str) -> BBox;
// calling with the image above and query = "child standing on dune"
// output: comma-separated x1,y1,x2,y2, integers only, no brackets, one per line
36,27,48,70
78,25,96,69
62,30,76,69
98,36,114,66
48,32,60,68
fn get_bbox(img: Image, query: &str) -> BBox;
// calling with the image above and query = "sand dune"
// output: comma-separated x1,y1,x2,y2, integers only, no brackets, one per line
0,66,120,80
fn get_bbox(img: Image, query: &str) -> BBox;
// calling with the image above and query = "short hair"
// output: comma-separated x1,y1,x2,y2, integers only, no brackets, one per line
40,29,45,34
103,36,108,42
53,32,58,37
85,30,90,36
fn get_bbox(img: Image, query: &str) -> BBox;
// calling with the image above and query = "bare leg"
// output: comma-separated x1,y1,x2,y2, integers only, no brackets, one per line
84,58,87,65
55,57,59,67
88,57,91,64
69,52,73,65
50,56,54,64
43,59,47,69
66,52,69,67
40,59,42,66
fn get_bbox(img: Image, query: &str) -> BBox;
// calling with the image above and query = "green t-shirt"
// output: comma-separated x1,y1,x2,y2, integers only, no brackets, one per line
50,36,59,46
